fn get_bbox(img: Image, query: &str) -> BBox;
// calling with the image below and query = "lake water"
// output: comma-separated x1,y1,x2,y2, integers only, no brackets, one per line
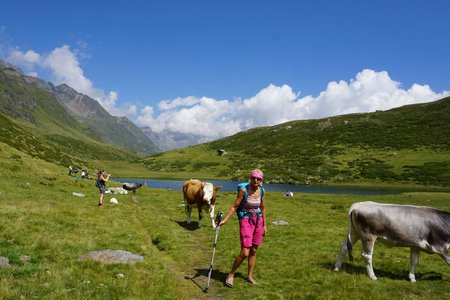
114,178,425,195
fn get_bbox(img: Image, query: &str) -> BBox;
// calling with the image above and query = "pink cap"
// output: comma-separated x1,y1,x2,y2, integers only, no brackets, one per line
251,170,264,179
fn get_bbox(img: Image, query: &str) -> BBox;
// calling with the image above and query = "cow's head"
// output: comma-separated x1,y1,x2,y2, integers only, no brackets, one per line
201,182,214,205
201,183,222,228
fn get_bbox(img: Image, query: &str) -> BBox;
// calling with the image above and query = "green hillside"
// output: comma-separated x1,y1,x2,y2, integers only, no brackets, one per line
142,97,450,187
0,64,138,170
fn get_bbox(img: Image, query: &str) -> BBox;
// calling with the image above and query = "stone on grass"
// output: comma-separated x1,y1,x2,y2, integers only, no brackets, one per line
272,220,289,225
79,249,144,264
0,256,10,268
72,192,86,197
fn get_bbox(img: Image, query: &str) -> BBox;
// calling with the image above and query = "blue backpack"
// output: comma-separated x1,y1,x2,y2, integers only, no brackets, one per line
236,182,264,219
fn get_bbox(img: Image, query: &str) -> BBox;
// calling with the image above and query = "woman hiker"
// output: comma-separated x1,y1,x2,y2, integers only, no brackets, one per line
96,170,111,207
219,169,267,287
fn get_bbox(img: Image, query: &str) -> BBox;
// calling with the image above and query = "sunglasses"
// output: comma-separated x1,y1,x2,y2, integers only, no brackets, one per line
251,176,263,181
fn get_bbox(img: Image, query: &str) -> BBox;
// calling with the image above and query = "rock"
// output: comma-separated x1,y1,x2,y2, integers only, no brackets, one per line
79,249,144,264
272,220,289,225
72,192,86,197
0,256,10,267
108,187,128,195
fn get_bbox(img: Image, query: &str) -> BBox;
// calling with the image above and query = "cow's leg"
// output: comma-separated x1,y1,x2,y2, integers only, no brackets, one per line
197,206,203,228
360,234,377,280
335,221,360,271
409,248,420,283
209,204,216,228
185,200,192,225
334,238,347,272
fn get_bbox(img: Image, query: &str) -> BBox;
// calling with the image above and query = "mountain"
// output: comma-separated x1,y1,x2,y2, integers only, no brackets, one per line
141,126,208,151
0,61,81,130
0,61,138,168
142,97,450,186
28,78,159,155
0,59,159,155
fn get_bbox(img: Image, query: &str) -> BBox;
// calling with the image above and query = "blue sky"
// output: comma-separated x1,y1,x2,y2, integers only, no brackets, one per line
1,0,449,140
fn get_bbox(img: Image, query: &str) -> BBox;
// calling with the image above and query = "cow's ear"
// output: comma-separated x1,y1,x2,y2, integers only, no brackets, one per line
215,186,222,191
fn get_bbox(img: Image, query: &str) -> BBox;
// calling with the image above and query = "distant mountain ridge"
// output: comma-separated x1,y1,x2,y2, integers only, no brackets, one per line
0,59,159,155
141,126,208,151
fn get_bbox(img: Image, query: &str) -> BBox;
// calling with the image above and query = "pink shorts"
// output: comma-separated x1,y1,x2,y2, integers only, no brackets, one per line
239,216,263,248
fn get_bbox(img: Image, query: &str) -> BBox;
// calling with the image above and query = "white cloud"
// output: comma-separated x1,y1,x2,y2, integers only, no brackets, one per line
135,69,449,140
7,49,41,70
158,96,201,110
42,45,95,94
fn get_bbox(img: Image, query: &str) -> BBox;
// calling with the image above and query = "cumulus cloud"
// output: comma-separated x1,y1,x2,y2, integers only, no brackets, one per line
7,49,41,70
135,69,449,140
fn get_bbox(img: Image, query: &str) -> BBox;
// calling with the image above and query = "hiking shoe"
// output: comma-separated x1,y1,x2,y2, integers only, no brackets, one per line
246,277,257,285
225,275,233,288
98,203,103,207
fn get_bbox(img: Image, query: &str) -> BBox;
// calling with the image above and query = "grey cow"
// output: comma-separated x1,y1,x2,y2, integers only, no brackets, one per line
334,201,450,282
123,183,144,195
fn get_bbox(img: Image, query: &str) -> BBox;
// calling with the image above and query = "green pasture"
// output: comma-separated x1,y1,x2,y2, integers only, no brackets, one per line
1,144,450,299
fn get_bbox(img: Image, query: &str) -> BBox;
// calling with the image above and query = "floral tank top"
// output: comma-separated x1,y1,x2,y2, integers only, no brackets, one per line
243,194,261,210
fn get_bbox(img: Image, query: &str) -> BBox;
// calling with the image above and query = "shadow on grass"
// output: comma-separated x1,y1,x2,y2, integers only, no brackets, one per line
323,262,443,281
185,268,246,292
174,220,201,231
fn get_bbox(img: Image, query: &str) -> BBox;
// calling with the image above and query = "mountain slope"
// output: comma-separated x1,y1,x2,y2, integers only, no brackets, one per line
28,77,159,155
0,62,83,133
142,97,450,186
0,60,137,167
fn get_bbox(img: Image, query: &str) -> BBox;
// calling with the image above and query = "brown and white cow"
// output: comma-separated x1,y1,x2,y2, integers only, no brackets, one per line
334,201,450,282
182,179,222,228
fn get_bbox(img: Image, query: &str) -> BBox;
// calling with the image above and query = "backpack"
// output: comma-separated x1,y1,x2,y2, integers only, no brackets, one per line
95,178,102,188
236,182,264,219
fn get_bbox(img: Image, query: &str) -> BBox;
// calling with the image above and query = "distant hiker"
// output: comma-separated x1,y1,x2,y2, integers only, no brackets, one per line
96,170,111,207
219,169,267,288
81,169,89,179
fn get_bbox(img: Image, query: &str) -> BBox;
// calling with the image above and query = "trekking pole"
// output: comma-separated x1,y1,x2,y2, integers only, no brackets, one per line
204,211,223,293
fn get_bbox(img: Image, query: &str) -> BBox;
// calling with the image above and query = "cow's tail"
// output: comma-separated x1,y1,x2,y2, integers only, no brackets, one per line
346,205,356,262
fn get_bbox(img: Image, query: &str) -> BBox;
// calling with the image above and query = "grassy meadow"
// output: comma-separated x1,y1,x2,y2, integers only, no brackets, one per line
1,142,450,299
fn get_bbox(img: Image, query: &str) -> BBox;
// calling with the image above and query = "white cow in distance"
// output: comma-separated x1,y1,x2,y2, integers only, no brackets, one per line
334,201,450,282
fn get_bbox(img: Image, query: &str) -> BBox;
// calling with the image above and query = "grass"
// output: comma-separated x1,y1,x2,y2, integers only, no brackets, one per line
1,142,450,299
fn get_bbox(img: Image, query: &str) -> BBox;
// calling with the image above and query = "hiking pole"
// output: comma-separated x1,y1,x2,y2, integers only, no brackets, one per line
204,211,223,293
